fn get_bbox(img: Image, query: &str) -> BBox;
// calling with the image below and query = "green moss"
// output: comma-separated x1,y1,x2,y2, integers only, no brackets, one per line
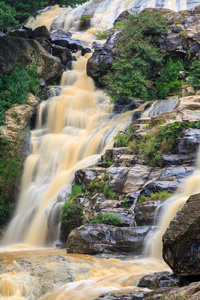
95,30,109,40
90,212,122,226
138,191,174,204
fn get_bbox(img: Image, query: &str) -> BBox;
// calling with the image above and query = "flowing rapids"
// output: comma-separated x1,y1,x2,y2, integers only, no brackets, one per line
27,0,199,33
1,0,200,299
3,53,134,247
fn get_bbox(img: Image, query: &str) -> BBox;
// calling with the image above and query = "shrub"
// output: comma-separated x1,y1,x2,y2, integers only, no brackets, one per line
60,201,83,226
103,185,115,199
105,10,167,102
156,57,185,99
68,184,83,201
95,30,109,40
90,212,122,226
0,64,40,125
189,58,200,89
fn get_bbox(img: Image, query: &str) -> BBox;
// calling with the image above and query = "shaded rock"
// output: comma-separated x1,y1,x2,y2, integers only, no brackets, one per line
33,25,51,40
34,36,52,53
108,165,162,194
178,128,200,155
95,291,146,299
51,44,72,65
138,271,179,289
113,10,131,26
163,192,200,276
66,224,151,254
51,35,86,53
0,36,62,83
22,25,33,38
9,29,29,39
113,100,144,114
87,31,120,87
143,281,200,300
135,201,161,226
161,154,196,166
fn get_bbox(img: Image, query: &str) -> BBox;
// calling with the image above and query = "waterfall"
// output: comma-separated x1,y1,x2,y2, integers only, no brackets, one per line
2,53,133,246
27,0,199,33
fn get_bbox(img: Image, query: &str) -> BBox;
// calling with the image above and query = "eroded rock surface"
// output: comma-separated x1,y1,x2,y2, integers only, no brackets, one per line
163,192,200,276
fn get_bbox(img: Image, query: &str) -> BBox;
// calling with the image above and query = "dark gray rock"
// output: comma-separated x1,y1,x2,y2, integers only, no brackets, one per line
177,128,200,155
9,29,29,39
87,30,120,87
138,271,179,289
33,25,51,40
66,224,151,254
135,201,161,226
0,36,62,83
95,291,146,299
163,193,200,276
35,37,52,53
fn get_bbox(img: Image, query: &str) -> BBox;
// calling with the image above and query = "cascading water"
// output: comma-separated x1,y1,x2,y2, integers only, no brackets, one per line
3,53,134,247
26,0,199,34
1,0,200,299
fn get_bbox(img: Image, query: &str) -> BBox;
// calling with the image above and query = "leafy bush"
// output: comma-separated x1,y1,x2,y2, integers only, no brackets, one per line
103,185,115,199
0,1,18,31
0,64,40,125
156,57,185,99
105,10,167,102
0,139,23,226
189,58,200,89
90,213,122,226
60,201,83,226
95,30,109,40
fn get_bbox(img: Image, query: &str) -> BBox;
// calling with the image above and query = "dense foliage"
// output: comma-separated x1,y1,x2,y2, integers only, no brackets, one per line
60,201,83,226
0,139,23,226
0,64,40,125
106,10,167,102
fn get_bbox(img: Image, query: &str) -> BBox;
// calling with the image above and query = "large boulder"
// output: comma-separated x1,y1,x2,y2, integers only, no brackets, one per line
163,192,200,276
0,36,62,83
66,224,151,254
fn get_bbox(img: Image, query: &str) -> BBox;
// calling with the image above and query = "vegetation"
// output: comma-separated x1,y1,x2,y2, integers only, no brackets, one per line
87,177,115,199
95,30,109,40
90,212,122,226
0,139,23,226
115,121,200,166
105,10,167,102
0,64,40,125
138,191,174,204
60,201,83,226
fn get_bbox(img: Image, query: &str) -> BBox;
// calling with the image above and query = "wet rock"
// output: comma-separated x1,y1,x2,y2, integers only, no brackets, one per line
161,154,196,166
95,291,146,299
135,201,161,226
143,281,200,300
51,36,86,53
0,36,62,83
51,44,72,65
113,100,144,114
66,224,151,254
108,165,161,194
138,271,179,289
163,193,200,276
9,29,29,39
34,37,52,53
113,10,131,27
22,25,33,38
177,128,200,155
87,31,120,87
33,25,51,40
75,167,107,186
